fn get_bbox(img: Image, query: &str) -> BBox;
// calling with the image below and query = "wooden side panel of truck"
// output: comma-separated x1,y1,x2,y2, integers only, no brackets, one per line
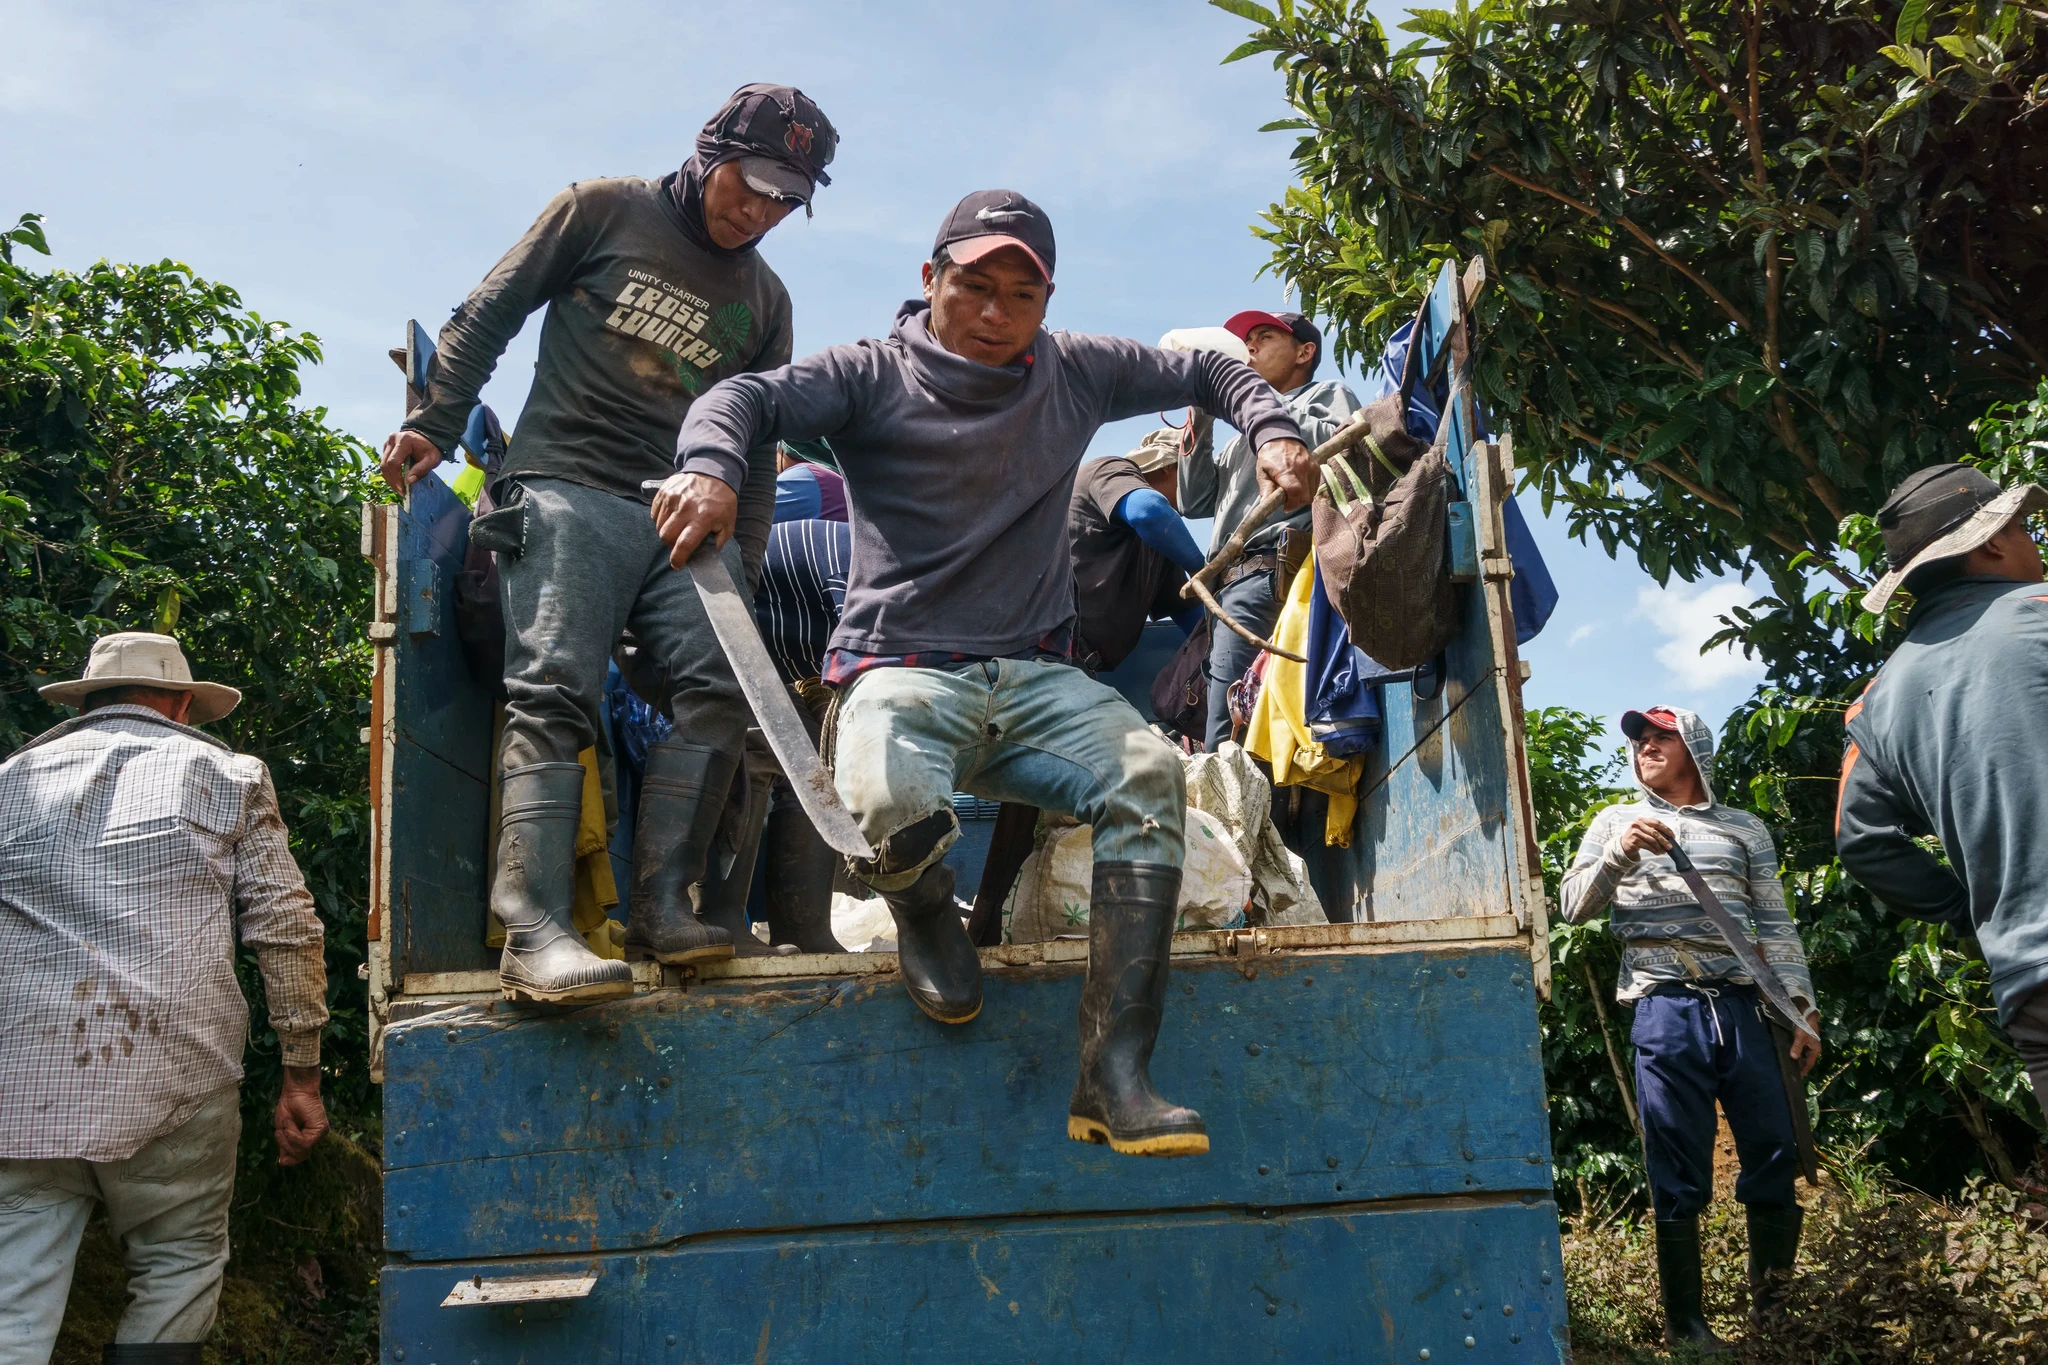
363,259,1571,1363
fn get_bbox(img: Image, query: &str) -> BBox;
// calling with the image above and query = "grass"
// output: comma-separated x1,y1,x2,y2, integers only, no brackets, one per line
1565,1165,2048,1361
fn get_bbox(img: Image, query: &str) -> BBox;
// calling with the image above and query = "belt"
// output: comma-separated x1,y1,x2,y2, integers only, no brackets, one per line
1223,554,1279,585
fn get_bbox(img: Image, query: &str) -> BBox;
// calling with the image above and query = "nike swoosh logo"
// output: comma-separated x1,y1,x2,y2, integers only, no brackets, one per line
975,207,1029,224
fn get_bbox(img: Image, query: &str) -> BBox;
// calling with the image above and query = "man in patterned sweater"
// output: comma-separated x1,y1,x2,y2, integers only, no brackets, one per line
1561,705,1821,1353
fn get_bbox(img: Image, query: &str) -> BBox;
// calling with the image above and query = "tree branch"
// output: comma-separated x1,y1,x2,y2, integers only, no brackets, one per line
1549,278,1704,377
1485,161,1756,332
1657,1,1748,126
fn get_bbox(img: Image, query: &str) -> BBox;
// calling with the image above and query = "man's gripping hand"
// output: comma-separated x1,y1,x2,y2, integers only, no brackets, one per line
380,430,444,494
1255,437,1316,511
652,471,739,568
274,1065,329,1167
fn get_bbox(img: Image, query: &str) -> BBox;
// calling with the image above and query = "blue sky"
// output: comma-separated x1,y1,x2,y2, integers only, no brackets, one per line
4,0,1767,750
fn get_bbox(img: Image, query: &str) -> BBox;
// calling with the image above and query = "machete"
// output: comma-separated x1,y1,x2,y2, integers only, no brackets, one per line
1666,845,1821,1046
639,481,874,861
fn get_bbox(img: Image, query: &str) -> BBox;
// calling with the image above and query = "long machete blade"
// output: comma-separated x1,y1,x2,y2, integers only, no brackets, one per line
683,545,875,861
1667,846,1820,1045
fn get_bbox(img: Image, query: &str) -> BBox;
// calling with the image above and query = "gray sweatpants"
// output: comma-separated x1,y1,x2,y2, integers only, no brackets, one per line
499,477,748,771
0,1086,240,1359
2004,984,2048,1125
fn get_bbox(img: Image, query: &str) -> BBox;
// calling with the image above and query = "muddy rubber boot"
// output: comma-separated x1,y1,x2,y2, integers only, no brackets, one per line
103,1346,206,1364
1656,1217,1731,1354
764,799,846,953
695,759,792,958
883,861,981,1023
1746,1204,1803,1327
492,763,632,1004
624,739,738,965
1067,861,1208,1158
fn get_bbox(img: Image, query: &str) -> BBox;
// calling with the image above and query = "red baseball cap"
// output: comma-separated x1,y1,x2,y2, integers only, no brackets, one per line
1222,310,1322,352
1620,707,1682,741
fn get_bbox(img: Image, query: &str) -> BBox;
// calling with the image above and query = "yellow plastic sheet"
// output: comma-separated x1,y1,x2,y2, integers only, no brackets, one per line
1242,549,1361,846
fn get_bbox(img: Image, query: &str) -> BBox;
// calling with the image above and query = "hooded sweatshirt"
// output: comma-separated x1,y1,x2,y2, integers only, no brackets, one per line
400,172,793,504
674,301,1303,659
1837,577,2048,1023
1559,707,1816,1009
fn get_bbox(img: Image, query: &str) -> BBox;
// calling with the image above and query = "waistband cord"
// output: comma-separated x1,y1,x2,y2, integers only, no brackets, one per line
1684,982,1725,1046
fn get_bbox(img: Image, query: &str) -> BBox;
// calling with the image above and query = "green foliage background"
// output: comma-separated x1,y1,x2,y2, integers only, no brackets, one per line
0,212,382,1355
1212,0,2048,1195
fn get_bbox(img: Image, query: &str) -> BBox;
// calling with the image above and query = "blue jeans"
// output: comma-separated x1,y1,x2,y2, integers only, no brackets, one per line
833,660,1186,892
1632,984,1799,1220
1203,569,1277,751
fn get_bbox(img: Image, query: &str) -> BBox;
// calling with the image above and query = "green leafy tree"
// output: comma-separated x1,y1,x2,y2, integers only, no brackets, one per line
1212,0,2048,1186
1525,706,1643,1211
0,213,382,1271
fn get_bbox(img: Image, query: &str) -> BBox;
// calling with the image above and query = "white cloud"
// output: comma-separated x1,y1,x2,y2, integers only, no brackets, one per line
1566,621,1600,647
1633,581,1766,691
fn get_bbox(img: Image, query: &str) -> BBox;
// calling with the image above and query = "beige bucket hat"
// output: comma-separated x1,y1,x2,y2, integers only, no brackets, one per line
39,632,241,722
1126,428,1182,475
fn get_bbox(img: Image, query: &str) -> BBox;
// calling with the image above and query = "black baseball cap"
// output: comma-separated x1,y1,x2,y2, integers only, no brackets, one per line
1222,309,1322,356
704,83,838,207
933,189,1056,283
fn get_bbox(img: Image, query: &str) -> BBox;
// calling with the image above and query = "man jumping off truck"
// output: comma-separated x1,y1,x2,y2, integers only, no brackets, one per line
378,84,838,1004
654,190,1315,1157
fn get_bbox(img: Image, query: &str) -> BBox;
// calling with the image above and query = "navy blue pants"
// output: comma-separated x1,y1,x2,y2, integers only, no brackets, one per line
1631,983,1799,1220
1203,568,1277,751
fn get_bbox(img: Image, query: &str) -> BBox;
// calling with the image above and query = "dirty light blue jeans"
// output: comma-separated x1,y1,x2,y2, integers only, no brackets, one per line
0,1085,240,1361
834,659,1186,892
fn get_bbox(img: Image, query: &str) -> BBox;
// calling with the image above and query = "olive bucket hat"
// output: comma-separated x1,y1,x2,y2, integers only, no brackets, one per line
38,632,241,722
1862,464,2048,614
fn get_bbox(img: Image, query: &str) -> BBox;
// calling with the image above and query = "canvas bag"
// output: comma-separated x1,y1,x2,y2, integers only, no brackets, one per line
1148,614,1210,742
1310,336,1457,670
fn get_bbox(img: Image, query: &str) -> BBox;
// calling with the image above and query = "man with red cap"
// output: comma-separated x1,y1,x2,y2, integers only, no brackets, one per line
1561,705,1821,1353
1177,310,1361,751
659,189,1316,1158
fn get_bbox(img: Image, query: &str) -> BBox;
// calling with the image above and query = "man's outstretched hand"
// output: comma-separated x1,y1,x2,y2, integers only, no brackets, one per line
651,472,739,568
1255,437,1316,511
380,430,443,494
274,1065,328,1167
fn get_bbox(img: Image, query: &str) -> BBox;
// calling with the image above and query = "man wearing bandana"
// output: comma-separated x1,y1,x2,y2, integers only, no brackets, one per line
378,84,838,1003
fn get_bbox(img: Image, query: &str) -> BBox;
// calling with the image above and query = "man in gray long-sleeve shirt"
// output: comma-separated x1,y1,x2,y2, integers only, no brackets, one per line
1836,463,2048,1114
656,190,1314,1158
376,84,838,1004
1178,310,1360,750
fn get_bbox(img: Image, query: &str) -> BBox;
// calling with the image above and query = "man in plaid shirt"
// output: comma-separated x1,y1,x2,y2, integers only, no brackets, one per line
0,633,329,1365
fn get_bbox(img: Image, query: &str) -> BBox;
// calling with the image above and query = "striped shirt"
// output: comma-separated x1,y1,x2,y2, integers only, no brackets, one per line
757,518,851,686
1560,795,1816,1009
0,707,328,1161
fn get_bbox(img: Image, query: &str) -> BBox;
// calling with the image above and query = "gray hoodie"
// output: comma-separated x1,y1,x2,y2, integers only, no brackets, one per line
1560,707,1817,1009
675,301,1302,659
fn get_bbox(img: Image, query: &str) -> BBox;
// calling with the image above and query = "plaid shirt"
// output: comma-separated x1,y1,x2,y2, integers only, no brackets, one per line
0,706,328,1161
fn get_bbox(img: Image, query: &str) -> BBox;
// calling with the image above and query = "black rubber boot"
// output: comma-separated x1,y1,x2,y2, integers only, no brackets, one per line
695,754,791,958
104,1346,206,1364
764,800,845,953
623,739,737,965
1747,1203,1803,1326
1655,1217,1730,1354
882,862,981,1024
493,762,633,1004
1067,861,1208,1158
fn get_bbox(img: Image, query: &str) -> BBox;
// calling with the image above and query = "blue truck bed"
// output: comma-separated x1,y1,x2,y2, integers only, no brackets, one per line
361,258,1569,1362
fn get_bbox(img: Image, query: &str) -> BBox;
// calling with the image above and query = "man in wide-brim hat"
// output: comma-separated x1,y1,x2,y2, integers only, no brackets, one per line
0,632,329,1364
1837,464,2048,1116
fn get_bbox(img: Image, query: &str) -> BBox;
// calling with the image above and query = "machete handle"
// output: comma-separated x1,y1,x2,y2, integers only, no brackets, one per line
1667,846,1696,873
